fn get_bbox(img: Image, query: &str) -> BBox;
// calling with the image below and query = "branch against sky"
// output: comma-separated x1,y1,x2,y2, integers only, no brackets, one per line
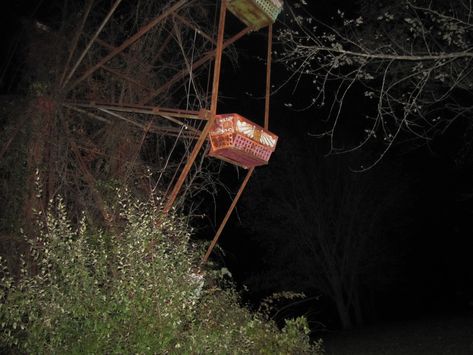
277,0,473,169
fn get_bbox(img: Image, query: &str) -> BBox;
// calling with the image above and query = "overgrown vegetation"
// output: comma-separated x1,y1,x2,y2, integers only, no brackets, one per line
0,192,322,354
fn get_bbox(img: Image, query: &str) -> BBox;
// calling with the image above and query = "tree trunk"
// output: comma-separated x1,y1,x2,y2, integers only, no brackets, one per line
333,290,353,329
353,290,364,326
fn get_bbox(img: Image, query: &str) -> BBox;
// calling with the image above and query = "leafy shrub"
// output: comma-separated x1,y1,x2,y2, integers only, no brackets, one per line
0,194,322,354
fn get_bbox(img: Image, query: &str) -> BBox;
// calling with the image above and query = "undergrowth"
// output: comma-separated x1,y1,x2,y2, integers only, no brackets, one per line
0,193,323,354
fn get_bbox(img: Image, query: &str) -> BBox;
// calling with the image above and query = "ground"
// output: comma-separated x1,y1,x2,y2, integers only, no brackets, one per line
322,313,473,355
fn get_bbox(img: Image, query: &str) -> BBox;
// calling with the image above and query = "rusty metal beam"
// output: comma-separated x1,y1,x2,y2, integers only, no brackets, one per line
96,108,197,134
94,38,142,66
163,0,229,213
96,30,171,79
60,0,95,86
98,108,147,129
264,24,272,130
97,108,201,135
63,103,111,123
152,126,199,138
140,25,251,106
67,0,187,91
202,167,255,263
203,23,274,263
160,114,198,131
173,13,216,45
96,36,169,74
101,65,154,91
66,100,204,120
97,108,201,137
152,31,173,64
209,1,227,117
64,102,199,138
63,0,124,88
162,111,213,213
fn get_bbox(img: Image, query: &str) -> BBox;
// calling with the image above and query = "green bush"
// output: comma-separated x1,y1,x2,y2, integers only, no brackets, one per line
0,195,322,354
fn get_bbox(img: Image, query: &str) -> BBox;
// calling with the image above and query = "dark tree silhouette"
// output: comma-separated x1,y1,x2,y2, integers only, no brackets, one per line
241,139,408,329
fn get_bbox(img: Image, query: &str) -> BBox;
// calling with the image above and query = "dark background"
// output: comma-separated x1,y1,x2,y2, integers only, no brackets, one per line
212,1,473,330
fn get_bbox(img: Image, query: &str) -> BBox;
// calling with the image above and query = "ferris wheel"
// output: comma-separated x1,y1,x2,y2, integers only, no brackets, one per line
60,0,284,261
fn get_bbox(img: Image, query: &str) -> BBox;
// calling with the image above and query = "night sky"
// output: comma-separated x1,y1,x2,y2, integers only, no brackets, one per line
1,0,473,340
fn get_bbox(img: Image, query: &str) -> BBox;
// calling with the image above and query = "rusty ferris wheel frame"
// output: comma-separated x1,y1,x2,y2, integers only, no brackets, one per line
62,0,279,262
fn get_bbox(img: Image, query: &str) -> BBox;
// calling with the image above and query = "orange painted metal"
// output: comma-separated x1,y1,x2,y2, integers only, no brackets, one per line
264,24,272,130
67,0,187,91
173,13,216,45
67,100,203,120
202,15,275,262
60,0,94,86
208,113,278,169
63,0,124,88
141,26,252,106
163,0,228,213
202,167,254,263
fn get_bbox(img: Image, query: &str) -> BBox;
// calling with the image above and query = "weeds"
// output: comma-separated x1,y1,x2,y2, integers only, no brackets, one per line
0,194,322,354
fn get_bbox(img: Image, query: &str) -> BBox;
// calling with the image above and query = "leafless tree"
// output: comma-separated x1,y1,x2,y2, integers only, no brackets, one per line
277,0,473,168
242,140,407,329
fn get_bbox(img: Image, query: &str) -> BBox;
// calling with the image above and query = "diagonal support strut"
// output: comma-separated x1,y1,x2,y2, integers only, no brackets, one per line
66,0,187,91
162,0,229,213
202,22,275,263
